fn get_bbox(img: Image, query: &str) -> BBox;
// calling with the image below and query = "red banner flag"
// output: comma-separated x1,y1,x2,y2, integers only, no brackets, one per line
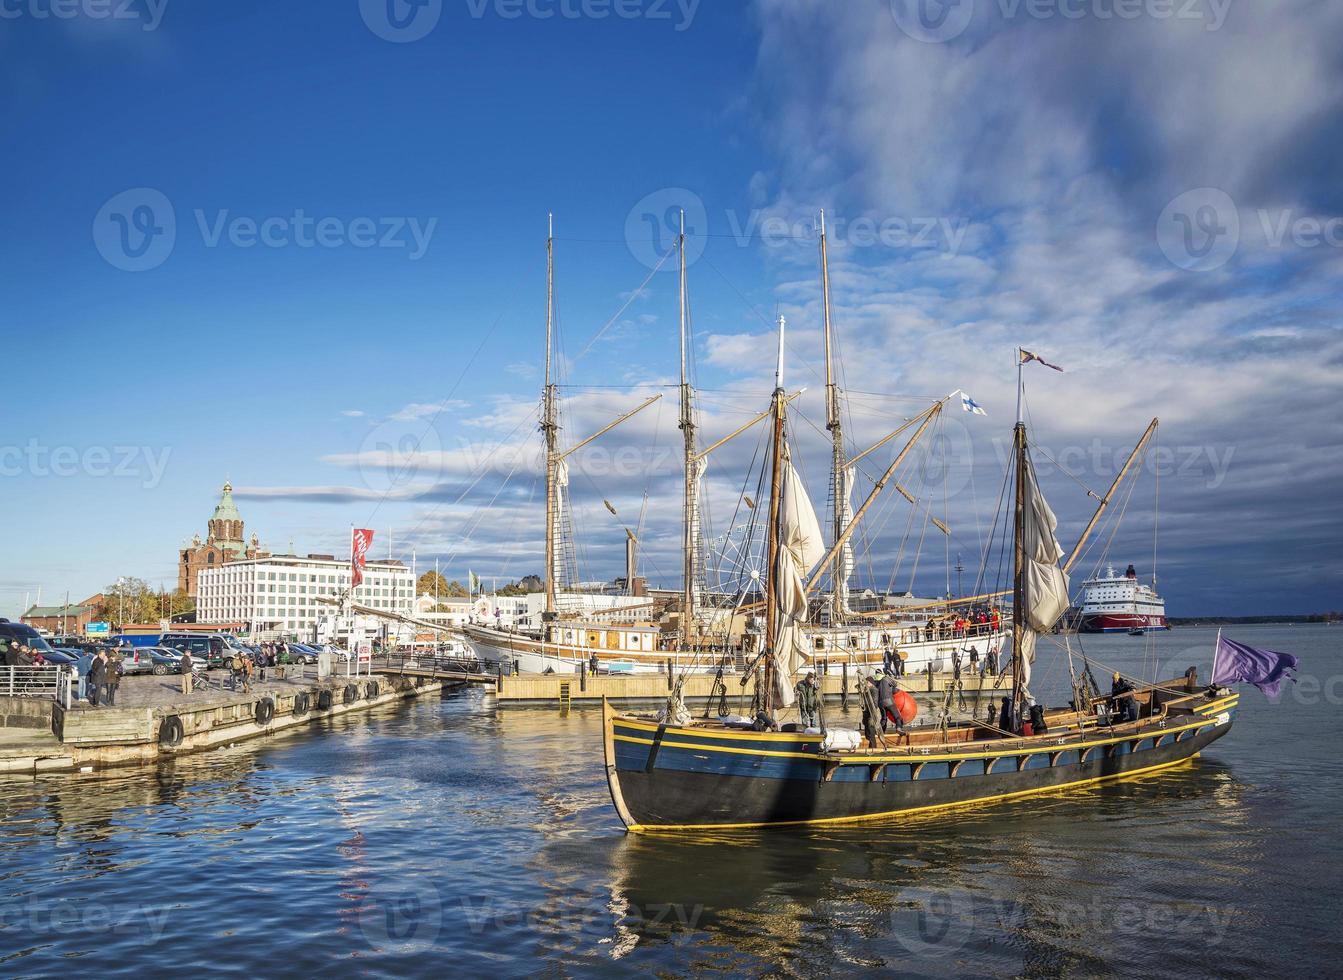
351,528,374,589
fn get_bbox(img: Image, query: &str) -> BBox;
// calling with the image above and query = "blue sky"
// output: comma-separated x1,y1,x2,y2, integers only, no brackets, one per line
3,0,1340,618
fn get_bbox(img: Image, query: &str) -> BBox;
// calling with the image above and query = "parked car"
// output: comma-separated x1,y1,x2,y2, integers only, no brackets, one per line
146,646,185,675
159,633,231,668
283,643,321,665
43,650,81,666
115,645,154,675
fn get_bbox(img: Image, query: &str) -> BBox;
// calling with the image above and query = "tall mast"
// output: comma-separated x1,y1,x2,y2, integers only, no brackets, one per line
678,210,697,642
820,210,847,623
763,315,788,713
1010,350,1027,722
543,214,559,618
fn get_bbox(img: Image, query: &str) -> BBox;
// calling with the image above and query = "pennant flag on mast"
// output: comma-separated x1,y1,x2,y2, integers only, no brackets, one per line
1020,349,1064,372
351,528,374,589
469,570,481,595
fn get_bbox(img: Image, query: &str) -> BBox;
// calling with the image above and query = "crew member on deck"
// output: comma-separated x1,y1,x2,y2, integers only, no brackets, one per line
1111,671,1137,723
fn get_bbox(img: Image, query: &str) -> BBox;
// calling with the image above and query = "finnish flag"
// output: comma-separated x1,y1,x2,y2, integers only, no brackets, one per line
959,391,987,416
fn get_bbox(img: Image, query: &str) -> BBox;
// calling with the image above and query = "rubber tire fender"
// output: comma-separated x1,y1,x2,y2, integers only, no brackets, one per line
317,689,333,711
293,692,311,716
254,697,275,726
158,715,185,747
343,684,358,706
366,680,380,699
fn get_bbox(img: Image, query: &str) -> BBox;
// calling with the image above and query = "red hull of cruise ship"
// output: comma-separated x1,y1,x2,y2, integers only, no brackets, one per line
1079,612,1170,633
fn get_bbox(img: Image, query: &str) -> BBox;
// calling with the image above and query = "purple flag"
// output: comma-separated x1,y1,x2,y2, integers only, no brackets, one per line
1211,635,1300,697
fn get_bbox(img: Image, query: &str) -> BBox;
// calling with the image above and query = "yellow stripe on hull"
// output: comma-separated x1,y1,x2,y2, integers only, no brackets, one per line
624,754,1202,832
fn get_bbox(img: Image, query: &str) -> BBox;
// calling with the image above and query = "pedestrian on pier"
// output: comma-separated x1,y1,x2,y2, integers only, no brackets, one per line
88,650,108,707
180,649,194,695
589,653,599,677
106,655,122,706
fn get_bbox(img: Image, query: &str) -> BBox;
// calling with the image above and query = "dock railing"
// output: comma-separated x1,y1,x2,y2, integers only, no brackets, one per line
2,664,74,704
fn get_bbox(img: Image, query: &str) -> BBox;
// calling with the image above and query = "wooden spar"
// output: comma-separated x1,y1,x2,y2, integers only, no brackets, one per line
556,394,663,460
1062,417,1159,574
847,410,936,468
763,316,788,713
694,391,803,462
802,402,943,593
821,210,847,623
678,210,697,639
543,214,559,617
1011,421,1027,720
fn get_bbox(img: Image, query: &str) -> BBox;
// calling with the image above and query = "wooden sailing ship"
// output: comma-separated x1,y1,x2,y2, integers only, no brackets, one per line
602,343,1237,831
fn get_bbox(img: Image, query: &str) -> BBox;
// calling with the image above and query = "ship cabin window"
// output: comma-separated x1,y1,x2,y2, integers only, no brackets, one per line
564,630,574,644
814,638,826,651
882,634,892,647
849,635,860,649
587,631,600,648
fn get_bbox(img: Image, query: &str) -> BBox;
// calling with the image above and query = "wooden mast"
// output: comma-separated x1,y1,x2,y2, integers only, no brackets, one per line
542,214,559,619
1010,345,1028,725
678,210,698,644
820,210,847,624
763,315,788,714
1010,420,1027,726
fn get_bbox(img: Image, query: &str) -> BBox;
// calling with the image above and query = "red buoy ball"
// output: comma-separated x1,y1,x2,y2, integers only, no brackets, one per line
892,689,918,724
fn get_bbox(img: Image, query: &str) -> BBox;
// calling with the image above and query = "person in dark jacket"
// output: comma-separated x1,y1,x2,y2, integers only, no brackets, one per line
859,673,886,750
180,649,194,695
794,671,820,730
88,650,108,707
877,671,907,735
1111,672,1137,723
105,653,123,706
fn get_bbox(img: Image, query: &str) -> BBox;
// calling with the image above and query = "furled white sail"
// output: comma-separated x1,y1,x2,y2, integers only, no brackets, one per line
773,455,827,707
837,462,856,616
1017,456,1071,694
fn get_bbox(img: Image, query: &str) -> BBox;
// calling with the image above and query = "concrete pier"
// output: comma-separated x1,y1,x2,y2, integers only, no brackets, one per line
0,668,445,772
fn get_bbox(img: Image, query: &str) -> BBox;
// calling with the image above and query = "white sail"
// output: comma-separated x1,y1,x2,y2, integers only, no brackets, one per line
837,462,856,616
773,455,826,706
1017,456,1071,694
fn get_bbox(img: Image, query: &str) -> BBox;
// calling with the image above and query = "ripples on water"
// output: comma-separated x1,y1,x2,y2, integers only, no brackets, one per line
1,626,1340,977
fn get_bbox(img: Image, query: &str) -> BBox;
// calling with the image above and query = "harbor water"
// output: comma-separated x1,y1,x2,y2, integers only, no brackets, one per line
0,625,1338,977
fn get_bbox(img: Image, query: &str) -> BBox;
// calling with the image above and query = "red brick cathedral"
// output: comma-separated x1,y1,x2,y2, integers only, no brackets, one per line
177,482,264,597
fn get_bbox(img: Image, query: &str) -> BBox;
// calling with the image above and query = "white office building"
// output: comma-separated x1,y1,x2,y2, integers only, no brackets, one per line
196,554,415,641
